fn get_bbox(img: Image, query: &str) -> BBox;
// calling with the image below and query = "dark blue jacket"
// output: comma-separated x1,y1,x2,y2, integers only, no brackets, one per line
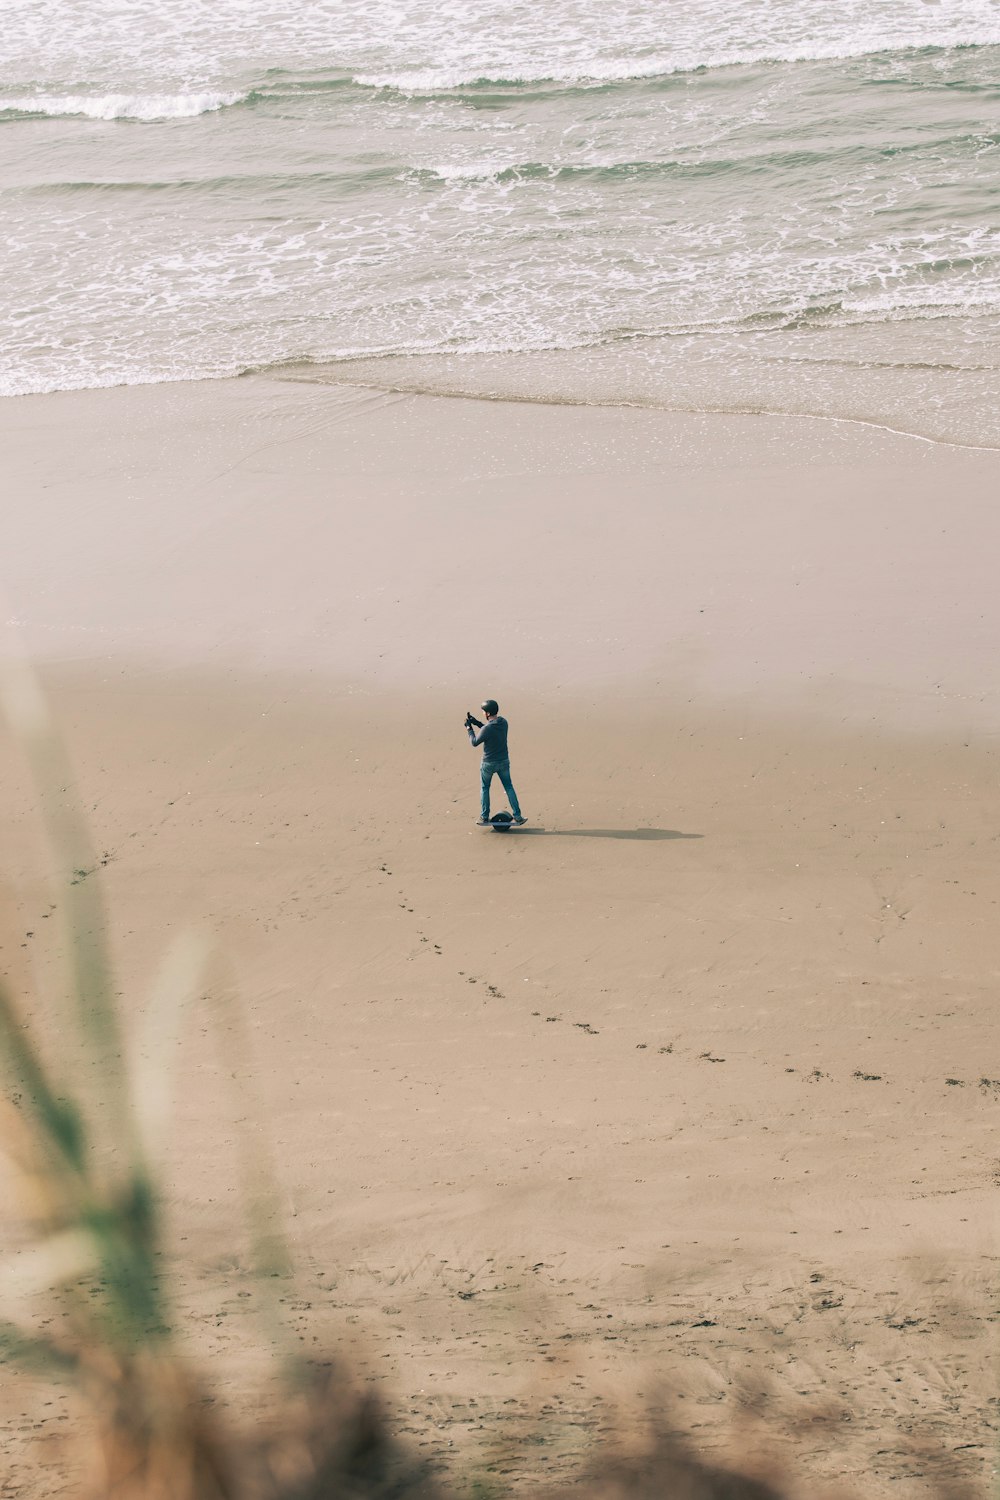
470,715,509,764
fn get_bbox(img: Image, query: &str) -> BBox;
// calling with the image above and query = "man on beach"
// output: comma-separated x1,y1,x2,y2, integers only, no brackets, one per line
467,699,526,826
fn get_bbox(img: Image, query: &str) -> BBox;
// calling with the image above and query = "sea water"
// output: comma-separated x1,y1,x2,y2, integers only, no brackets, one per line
2,0,999,445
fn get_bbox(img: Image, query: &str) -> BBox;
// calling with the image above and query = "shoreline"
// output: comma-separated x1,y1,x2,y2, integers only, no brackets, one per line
260,355,1000,456
7,356,1000,455
264,370,993,454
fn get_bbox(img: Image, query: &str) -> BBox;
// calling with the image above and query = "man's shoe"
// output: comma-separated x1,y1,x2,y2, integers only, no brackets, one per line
512,816,527,825
476,817,490,825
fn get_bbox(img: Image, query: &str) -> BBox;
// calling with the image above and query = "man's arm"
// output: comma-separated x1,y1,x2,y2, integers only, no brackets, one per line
469,724,488,747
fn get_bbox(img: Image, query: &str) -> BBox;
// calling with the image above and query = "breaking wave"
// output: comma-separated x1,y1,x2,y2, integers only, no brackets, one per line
352,39,1000,93
0,90,246,122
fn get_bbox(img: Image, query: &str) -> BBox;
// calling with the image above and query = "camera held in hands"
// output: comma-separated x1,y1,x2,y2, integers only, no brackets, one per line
465,711,483,730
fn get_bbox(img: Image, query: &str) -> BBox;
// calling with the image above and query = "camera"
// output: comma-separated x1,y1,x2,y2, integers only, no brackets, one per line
465,711,483,730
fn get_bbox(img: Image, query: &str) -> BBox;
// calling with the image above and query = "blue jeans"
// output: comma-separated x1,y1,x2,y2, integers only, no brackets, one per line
481,758,522,821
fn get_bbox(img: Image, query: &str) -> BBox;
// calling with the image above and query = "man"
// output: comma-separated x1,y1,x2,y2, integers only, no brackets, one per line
467,699,526,827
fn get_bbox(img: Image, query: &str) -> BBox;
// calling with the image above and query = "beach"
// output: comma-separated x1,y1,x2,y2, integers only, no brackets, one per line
3,376,1000,1494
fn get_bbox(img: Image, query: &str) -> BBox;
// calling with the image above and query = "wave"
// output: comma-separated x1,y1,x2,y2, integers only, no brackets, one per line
0,90,246,122
409,134,1000,186
8,163,408,197
22,130,996,199
6,38,999,127
352,39,1000,93
410,157,740,186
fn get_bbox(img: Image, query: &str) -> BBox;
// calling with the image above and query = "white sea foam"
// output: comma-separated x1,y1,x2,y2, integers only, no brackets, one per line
416,158,522,182
0,91,245,121
352,31,1000,92
1,0,999,445
3,0,1000,94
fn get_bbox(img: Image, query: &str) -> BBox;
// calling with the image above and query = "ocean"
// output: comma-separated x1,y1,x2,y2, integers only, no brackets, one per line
2,0,1000,445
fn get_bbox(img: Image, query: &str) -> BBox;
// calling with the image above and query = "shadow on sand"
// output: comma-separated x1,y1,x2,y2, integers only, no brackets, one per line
514,827,702,841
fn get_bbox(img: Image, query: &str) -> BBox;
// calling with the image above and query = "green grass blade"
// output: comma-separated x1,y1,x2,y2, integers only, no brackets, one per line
0,982,87,1177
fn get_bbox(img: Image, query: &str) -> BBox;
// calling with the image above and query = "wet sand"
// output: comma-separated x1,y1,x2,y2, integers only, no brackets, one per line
2,378,1000,1495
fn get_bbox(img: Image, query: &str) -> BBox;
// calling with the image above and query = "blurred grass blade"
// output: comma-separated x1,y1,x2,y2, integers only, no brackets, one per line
0,1319,78,1374
0,642,132,1162
0,982,87,1178
132,929,213,1170
0,1228,97,1320
213,976,293,1284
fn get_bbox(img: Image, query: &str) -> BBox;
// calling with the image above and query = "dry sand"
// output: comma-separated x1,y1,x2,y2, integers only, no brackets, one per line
2,377,1000,1496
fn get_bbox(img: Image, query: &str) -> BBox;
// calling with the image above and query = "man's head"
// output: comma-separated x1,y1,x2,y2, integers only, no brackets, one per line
481,698,499,718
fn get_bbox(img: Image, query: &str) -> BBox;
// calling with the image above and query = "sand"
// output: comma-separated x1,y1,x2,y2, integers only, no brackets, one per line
2,377,1000,1496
